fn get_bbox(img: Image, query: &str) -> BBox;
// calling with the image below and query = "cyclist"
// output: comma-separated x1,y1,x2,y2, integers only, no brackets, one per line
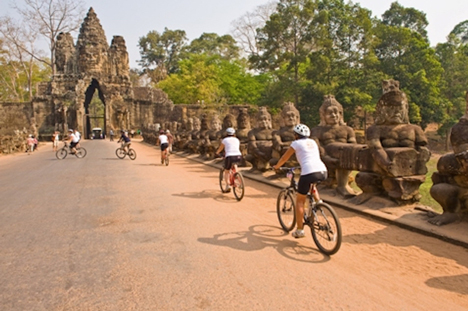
215,127,242,192
273,124,328,238
157,129,169,164
66,129,80,154
117,130,131,153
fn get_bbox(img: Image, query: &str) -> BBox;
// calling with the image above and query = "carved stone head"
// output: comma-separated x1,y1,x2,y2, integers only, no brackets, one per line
256,107,272,130
375,80,409,125
211,115,222,132
237,108,251,130
222,114,237,130
281,102,300,127
193,117,201,131
319,95,345,126
200,114,210,130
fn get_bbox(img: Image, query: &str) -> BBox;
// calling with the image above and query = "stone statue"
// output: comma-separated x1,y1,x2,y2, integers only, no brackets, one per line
217,114,237,140
175,118,193,151
311,95,357,197
55,32,75,74
270,102,300,166
429,91,468,225
245,107,274,171
351,79,431,204
203,115,223,159
195,114,211,155
237,108,251,166
184,117,201,153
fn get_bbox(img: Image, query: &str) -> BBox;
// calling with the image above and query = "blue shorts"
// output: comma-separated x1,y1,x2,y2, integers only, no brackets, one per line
297,171,327,195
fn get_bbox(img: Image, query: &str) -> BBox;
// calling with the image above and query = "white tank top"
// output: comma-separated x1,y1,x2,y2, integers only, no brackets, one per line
222,136,242,157
290,138,327,175
159,134,168,145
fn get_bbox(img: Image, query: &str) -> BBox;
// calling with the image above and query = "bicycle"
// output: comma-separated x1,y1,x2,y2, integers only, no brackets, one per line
56,142,87,160
116,144,137,160
276,167,342,255
218,160,245,201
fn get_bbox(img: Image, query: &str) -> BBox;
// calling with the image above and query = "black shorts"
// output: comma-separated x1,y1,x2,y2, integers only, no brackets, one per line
297,171,328,195
161,143,169,151
70,142,78,148
224,155,242,170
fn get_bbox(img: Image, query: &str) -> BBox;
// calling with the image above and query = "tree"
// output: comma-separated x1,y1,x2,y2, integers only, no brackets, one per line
435,34,468,135
450,20,468,45
381,1,429,41
374,20,444,127
158,54,267,106
230,1,277,57
2,0,86,75
138,28,188,83
183,33,240,60
300,0,380,125
251,0,318,105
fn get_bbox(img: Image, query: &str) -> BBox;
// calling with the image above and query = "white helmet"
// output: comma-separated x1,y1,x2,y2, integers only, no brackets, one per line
226,127,235,135
293,124,310,137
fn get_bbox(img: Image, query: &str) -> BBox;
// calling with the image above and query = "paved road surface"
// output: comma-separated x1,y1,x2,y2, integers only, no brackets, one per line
0,140,467,310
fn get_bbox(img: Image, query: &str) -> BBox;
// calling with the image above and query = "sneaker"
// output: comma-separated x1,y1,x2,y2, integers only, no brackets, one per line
224,185,231,192
292,229,305,239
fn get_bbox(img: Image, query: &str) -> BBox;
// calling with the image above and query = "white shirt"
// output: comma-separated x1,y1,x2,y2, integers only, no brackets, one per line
290,138,327,175
222,136,242,157
159,134,168,145
70,133,80,143
75,131,81,140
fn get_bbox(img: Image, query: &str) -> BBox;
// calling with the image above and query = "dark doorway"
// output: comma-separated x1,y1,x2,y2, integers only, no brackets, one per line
83,79,106,139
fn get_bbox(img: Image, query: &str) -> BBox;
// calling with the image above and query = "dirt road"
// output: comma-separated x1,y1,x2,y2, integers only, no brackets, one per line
0,140,467,310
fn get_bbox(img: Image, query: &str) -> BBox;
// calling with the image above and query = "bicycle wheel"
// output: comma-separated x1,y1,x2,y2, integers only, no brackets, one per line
128,149,137,160
232,172,245,201
75,147,87,158
219,169,229,193
116,148,126,159
56,148,67,160
276,189,296,232
310,202,342,255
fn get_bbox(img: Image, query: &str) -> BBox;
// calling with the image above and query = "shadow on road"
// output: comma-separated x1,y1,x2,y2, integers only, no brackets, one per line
172,190,239,203
198,225,330,263
425,274,468,295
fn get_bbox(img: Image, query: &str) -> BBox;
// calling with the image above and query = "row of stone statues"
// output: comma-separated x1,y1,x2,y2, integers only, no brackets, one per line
149,80,468,226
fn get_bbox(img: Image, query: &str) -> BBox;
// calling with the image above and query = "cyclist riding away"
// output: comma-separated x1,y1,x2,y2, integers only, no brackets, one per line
273,124,328,238
216,127,242,192
117,130,131,153
66,129,80,154
157,129,169,164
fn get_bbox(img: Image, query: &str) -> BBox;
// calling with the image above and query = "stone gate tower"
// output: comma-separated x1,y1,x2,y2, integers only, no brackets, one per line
33,7,174,138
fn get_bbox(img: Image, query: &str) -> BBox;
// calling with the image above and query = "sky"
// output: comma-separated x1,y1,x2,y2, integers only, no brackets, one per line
1,0,468,68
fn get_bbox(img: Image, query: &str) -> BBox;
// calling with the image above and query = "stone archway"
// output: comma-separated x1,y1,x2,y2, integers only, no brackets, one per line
83,78,106,139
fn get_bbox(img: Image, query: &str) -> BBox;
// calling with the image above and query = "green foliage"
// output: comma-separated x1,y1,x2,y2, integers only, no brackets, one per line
381,1,429,40
374,21,444,127
138,28,188,82
183,33,240,60
158,54,268,106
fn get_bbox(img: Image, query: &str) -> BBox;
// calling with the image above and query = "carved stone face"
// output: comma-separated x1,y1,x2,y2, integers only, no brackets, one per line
193,118,201,131
238,114,250,129
211,118,222,132
381,101,406,125
258,114,272,129
283,110,299,127
223,116,235,129
324,106,341,126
